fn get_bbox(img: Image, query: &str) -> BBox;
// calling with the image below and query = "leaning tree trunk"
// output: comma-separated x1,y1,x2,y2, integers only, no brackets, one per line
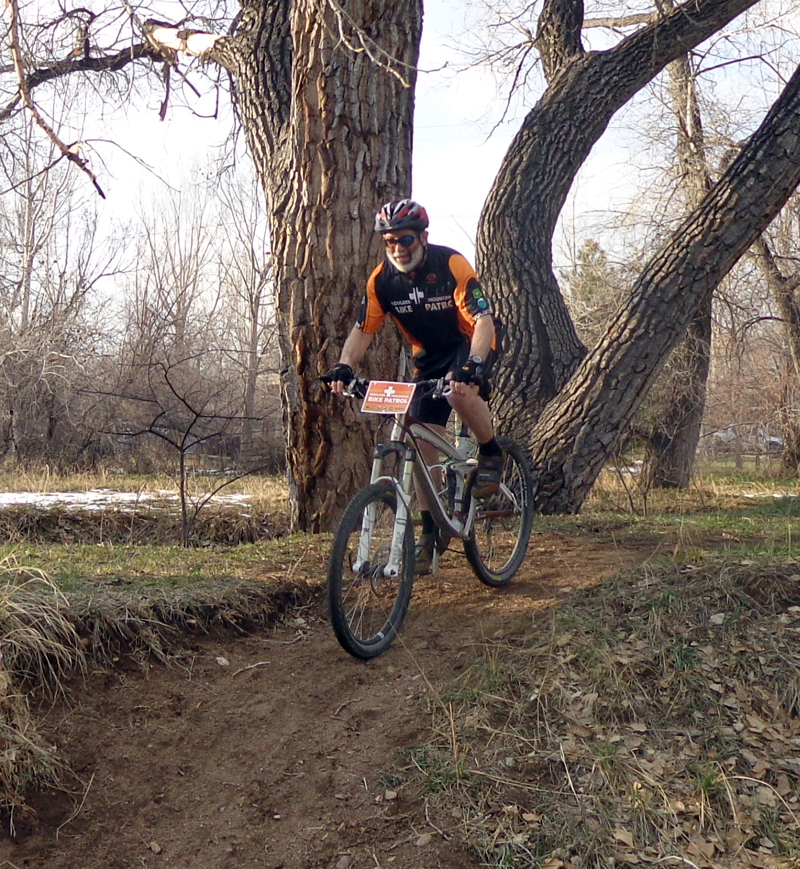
528,67,800,512
215,0,422,531
478,0,760,445
476,0,763,503
643,47,712,489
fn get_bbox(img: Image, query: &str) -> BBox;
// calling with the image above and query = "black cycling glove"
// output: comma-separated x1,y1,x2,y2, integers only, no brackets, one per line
321,363,354,386
450,358,485,387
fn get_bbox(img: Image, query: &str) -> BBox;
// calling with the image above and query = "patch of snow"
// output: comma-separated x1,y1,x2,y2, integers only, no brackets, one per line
0,488,252,512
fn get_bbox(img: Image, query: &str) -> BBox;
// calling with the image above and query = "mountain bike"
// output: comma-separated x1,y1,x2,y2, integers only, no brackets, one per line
326,377,534,659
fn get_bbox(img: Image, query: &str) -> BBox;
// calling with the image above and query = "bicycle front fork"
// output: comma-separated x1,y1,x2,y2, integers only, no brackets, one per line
353,443,416,578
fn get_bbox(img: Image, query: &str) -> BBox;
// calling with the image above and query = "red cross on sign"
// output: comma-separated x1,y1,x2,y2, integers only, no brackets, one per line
361,381,417,415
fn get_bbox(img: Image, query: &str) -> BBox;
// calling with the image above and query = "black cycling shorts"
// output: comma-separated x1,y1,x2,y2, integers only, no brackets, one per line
410,343,496,428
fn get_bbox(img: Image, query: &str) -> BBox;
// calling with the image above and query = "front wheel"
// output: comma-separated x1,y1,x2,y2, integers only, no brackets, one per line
463,437,534,587
328,482,414,659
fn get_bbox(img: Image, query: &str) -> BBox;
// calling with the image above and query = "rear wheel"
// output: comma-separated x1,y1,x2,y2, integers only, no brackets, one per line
328,482,414,659
464,438,534,587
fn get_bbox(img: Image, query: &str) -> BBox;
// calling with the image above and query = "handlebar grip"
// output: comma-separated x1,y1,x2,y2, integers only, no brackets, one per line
349,378,369,399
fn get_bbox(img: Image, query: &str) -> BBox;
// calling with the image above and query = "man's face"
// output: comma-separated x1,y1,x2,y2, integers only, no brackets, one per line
383,230,427,273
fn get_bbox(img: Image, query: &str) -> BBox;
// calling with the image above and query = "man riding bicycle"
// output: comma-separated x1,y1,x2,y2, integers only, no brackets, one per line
324,198,504,576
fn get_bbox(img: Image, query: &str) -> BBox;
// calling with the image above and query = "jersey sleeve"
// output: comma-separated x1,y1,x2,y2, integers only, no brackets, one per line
355,263,388,334
450,253,493,329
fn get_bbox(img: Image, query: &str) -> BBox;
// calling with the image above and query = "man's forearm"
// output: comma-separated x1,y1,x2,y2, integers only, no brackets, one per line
339,326,374,366
470,315,495,360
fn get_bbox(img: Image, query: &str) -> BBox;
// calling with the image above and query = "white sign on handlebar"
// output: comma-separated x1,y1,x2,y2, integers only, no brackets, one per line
360,381,417,415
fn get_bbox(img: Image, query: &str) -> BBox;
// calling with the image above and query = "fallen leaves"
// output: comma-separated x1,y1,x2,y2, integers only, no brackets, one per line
420,560,800,869
613,827,635,848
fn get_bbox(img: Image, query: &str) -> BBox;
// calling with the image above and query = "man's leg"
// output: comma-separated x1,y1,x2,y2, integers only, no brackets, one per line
447,386,503,498
446,385,493,444
413,428,447,576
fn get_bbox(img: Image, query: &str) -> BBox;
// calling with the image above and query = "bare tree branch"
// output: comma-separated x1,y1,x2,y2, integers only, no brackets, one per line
3,0,108,196
535,0,585,83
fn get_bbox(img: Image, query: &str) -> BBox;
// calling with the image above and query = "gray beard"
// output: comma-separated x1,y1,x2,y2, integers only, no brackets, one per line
392,244,425,274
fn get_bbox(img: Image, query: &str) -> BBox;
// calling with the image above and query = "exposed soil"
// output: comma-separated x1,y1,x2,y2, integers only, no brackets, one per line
0,529,665,869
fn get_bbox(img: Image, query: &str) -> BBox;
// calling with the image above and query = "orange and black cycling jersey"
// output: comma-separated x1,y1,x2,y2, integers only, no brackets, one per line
356,244,495,375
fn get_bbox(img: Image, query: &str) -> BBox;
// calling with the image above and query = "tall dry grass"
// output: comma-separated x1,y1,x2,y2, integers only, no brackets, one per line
0,559,85,830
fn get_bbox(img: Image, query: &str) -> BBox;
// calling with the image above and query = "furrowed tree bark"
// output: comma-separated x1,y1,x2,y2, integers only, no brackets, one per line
213,0,422,531
528,65,800,512
477,0,761,443
643,47,713,489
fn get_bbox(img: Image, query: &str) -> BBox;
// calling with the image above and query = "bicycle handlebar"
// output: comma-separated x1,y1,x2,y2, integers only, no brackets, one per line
340,377,450,401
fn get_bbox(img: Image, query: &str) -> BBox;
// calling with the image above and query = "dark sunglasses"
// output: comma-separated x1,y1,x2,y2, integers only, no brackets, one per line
384,234,417,249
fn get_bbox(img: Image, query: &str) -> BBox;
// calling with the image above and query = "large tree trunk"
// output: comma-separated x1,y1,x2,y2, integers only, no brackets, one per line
643,48,712,489
528,68,800,511
216,0,422,531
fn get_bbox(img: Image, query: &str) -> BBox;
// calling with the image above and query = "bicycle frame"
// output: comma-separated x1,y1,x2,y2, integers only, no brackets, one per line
353,387,479,579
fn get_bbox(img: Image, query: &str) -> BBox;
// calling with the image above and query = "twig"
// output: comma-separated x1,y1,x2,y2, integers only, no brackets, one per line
261,635,304,645
448,702,458,765
653,857,701,869
324,0,414,87
56,772,95,837
231,660,270,677
559,742,581,804
730,775,800,826
424,802,451,841
332,700,352,717
4,0,106,197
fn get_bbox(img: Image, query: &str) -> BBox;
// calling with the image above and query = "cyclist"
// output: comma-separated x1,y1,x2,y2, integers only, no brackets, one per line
324,198,503,576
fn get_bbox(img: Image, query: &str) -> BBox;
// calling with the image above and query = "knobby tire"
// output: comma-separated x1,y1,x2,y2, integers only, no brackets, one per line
327,482,414,659
464,437,534,587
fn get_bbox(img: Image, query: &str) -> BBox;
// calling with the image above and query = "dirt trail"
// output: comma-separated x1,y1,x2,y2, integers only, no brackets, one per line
0,531,662,869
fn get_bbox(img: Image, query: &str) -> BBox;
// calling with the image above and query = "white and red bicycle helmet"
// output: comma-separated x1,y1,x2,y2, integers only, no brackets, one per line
374,199,429,233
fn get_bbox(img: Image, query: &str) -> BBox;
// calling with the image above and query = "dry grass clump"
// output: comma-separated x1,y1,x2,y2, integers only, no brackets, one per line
66,577,320,664
0,560,85,830
0,503,288,545
422,561,800,869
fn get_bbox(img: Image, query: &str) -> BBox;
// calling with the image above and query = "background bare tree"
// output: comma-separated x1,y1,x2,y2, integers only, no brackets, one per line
744,196,800,469
213,167,279,469
98,183,277,544
639,44,714,489
0,116,119,465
